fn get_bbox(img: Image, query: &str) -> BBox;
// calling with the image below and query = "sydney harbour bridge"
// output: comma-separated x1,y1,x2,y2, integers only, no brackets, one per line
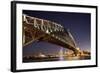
22,14,80,56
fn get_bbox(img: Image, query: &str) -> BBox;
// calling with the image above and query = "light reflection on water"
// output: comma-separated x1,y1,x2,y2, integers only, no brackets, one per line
23,56,90,63
64,56,80,60
59,56,64,61
59,56,90,61
59,47,64,61
23,48,91,62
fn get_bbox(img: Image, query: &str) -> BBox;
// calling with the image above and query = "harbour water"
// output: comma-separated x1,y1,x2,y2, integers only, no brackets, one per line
23,56,91,63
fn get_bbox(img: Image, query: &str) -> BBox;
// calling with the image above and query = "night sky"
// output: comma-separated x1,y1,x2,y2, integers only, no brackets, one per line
23,10,91,56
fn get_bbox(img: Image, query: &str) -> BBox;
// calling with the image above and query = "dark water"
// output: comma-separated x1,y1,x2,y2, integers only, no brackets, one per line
23,56,91,63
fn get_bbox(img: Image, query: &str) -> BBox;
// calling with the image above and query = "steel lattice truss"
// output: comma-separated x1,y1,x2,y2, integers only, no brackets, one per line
22,14,78,55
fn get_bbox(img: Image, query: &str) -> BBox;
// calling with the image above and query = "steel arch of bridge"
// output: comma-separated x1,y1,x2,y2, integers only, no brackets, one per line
22,14,79,55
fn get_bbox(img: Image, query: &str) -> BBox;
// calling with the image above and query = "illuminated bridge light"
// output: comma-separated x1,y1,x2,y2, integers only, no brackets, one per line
23,14,26,22
40,24,44,31
46,29,50,34
55,36,57,39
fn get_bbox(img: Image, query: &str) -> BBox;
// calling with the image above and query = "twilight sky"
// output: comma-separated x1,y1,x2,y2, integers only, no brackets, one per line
23,10,91,56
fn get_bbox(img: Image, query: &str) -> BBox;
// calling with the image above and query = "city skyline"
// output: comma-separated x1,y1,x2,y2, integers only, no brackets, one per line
23,10,91,56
